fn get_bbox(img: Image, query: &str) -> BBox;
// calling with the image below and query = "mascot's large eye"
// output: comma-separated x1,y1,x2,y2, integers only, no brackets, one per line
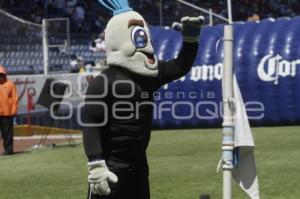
131,26,148,48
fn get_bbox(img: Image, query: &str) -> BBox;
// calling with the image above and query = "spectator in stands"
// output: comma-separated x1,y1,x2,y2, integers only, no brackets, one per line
69,55,85,73
0,65,18,156
1,0,300,33
31,2,44,23
66,0,78,15
54,0,66,10
89,32,106,54
72,3,85,28
44,0,57,17
90,32,107,68
248,13,261,21
78,56,86,73
92,15,106,33
69,54,80,73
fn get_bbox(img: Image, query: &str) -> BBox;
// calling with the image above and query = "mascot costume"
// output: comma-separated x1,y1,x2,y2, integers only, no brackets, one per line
83,0,204,198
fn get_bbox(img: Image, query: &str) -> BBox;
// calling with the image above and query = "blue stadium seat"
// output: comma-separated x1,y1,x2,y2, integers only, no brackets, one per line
0,31,106,74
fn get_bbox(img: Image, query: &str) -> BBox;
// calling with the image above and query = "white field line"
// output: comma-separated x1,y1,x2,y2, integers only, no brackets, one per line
14,134,82,140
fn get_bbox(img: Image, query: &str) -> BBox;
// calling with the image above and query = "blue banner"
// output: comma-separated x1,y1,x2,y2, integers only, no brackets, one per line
150,17,300,128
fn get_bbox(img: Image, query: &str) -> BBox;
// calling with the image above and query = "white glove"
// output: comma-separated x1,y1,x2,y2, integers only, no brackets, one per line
88,160,118,196
172,16,205,43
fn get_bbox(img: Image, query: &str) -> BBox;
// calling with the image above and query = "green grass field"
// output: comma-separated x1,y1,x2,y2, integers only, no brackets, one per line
0,126,300,199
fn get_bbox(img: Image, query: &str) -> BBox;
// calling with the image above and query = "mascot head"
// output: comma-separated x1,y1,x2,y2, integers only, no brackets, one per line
99,0,158,77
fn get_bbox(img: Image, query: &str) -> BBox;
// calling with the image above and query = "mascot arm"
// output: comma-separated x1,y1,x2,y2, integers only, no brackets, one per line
157,41,198,86
83,75,109,161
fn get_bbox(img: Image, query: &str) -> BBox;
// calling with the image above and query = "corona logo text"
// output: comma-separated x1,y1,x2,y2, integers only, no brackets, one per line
190,63,223,82
257,54,299,85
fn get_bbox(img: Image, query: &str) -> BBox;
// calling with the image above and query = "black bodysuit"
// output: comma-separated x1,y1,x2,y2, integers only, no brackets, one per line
83,42,198,162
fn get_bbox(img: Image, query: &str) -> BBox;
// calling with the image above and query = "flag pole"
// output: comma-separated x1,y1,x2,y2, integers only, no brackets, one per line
227,0,233,25
222,0,234,199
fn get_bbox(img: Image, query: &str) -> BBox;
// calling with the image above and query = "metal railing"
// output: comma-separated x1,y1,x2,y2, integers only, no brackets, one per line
158,0,230,26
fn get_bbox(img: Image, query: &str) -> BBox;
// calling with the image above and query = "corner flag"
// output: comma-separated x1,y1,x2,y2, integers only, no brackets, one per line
232,76,260,199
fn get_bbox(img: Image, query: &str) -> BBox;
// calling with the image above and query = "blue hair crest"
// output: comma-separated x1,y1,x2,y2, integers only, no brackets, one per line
98,0,133,15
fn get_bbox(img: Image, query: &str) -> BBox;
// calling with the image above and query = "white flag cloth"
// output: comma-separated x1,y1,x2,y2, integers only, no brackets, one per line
232,75,260,199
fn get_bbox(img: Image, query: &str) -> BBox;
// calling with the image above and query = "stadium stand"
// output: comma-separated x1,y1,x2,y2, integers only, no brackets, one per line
0,0,299,75
0,11,104,74
1,0,299,29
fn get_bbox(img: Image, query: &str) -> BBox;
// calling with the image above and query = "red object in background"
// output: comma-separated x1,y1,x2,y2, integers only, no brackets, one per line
26,88,36,135
27,88,35,111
